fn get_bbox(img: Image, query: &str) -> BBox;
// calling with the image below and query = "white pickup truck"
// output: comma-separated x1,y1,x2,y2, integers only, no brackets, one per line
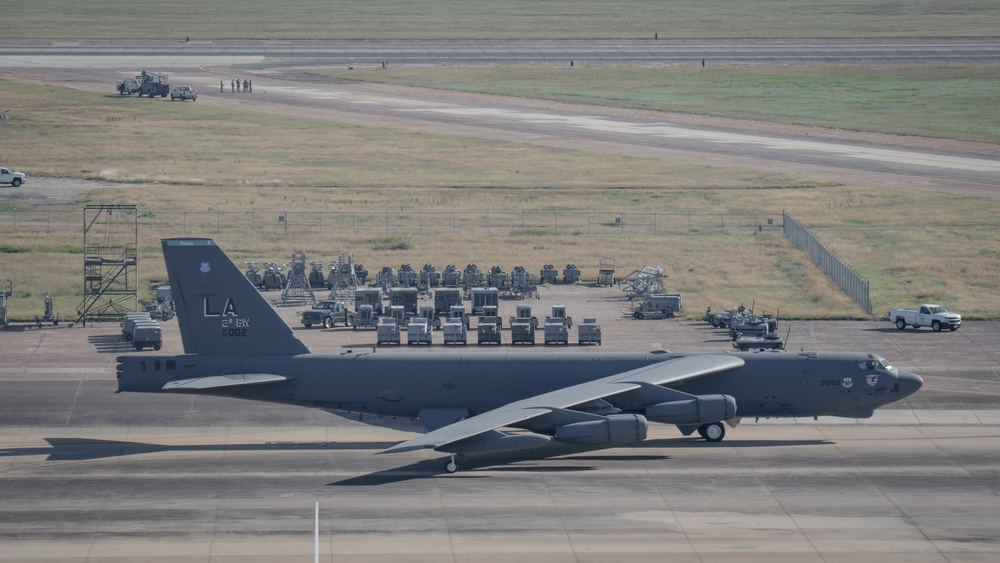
0,167,26,187
889,304,962,332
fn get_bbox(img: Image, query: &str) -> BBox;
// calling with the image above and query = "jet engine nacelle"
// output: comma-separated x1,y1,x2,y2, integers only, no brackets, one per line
645,395,737,424
442,432,552,455
554,414,648,446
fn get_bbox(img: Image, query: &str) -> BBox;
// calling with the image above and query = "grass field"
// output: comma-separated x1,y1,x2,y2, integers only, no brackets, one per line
0,79,822,189
2,12,999,323
5,1,1000,40
317,65,1000,145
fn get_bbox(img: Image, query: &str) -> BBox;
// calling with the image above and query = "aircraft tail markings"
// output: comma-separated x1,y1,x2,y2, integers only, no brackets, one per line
162,238,310,356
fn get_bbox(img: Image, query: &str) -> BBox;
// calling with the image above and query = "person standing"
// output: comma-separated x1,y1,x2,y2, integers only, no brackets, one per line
220,81,224,93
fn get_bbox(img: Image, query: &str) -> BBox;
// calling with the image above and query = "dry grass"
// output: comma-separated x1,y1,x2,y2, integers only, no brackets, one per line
3,184,998,322
2,66,998,323
5,1,1000,40
0,80,819,190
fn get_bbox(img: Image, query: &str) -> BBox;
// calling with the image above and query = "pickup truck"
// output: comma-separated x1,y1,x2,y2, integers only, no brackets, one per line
0,167,26,187
301,300,353,328
889,304,962,332
170,86,198,101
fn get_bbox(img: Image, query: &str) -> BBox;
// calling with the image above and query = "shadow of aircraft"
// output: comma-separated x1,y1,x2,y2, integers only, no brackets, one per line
329,437,832,486
0,437,396,461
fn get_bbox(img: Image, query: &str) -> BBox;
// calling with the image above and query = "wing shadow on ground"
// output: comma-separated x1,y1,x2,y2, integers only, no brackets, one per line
0,437,396,461
329,437,831,486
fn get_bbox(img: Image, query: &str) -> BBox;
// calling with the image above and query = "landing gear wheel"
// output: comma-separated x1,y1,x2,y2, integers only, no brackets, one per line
895,319,906,330
445,455,458,474
698,422,726,442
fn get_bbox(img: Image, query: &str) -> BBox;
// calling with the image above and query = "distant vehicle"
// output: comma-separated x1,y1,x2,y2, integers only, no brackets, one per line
116,78,140,95
114,71,170,97
0,167,26,187
632,293,682,320
170,86,198,101
889,304,962,332
300,300,353,328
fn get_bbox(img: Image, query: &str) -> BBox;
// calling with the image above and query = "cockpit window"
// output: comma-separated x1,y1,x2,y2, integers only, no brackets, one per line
859,359,894,372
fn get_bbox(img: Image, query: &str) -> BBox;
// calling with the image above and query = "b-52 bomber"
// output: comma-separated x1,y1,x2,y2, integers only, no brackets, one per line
116,239,923,473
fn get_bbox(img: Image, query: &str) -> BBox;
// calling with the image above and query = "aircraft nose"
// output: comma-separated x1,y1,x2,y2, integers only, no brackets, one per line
896,369,924,399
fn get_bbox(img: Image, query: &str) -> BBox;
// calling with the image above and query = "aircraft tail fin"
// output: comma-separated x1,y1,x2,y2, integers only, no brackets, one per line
162,238,309,356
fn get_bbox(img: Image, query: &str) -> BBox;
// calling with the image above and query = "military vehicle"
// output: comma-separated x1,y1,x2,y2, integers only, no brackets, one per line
632,293,682,320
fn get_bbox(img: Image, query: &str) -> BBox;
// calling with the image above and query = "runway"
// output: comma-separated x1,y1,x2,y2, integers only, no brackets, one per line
2,40,999,194
2,423,998,562
1,294,999,561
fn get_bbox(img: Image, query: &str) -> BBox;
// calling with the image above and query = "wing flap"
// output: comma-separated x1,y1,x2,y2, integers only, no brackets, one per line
380,354,743,454
162,373,288,390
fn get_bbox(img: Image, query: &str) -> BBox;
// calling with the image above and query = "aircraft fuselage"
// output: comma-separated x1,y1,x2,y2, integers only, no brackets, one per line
117,349,919,422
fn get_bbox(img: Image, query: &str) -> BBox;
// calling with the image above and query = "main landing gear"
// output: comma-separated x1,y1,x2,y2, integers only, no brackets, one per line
445,454,459,474
697,422,726,442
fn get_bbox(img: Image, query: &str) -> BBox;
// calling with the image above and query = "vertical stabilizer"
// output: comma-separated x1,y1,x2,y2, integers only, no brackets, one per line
162,239,310,356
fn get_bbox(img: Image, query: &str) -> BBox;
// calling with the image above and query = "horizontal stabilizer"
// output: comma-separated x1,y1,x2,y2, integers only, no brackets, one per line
162,373,288,390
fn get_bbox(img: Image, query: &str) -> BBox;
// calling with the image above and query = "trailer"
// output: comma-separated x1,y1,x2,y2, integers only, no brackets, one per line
597,258,616,287
578,318,602,345
545,304,573,329
352,304,378,329
448,305,470,329
470,287,499,315
477,316,502,345
544,321,569,345
388,287,418,316
442,318,467,345
376,320,401,345
509,304,538,329
510,320,535,345
354,288,383,315
407,318,433,345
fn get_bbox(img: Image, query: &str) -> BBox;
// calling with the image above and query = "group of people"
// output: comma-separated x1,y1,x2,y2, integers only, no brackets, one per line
221,78,252,93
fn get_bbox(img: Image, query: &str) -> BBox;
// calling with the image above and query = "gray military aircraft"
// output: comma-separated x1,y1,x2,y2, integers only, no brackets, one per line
116,239,923,473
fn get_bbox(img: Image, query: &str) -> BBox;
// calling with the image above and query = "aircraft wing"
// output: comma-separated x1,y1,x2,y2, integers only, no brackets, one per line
380,354,744,454
162,373,288,390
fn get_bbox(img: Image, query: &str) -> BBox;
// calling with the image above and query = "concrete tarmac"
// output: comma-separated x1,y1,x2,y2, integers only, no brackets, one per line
1,285,998,561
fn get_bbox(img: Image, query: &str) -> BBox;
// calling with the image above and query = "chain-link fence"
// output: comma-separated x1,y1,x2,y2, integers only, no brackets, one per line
783,212,871,316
